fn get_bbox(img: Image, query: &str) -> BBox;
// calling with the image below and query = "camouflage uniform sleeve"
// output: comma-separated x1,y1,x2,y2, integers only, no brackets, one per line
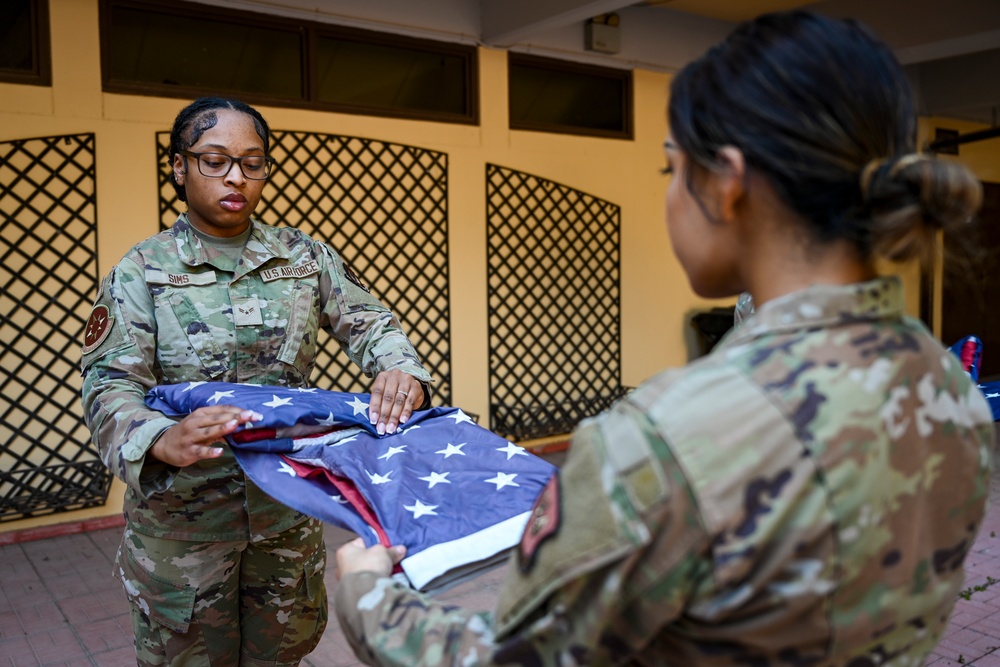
334,573,497,667
80,257,179,496
333,400,711,666
316,243,432,399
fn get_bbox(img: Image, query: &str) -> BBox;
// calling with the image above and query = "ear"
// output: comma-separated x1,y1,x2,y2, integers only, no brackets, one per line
712,146,747,222
172,153,186,184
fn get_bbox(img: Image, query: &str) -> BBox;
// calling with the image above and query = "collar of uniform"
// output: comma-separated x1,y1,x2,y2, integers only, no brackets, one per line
239,217,294,277
171,214,293,274
726,276,905,344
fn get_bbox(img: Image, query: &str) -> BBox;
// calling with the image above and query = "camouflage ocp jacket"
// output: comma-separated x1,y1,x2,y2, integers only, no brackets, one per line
81,214,431,541
334,276,995,667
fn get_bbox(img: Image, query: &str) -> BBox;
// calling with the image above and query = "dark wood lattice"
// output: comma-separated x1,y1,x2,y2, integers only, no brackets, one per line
0,133,111,522
486,164,625,441
157,131,451,404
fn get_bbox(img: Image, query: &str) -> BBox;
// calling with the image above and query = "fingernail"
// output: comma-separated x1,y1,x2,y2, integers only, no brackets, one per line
399,414,408,424
225,419,238,428
252,411,264,421
386,423,396,435
376,422,385,435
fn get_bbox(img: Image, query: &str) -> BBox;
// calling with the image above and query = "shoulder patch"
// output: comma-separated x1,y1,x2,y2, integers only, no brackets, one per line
518,472,561,572
342,260,371,293
82,304,114,354
80,271,131,365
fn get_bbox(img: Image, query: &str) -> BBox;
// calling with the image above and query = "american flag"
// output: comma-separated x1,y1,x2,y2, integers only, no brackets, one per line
145,382,557,592
948,336,1000,422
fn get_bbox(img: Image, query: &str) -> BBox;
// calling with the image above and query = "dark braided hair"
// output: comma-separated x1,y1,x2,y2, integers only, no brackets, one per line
169,97,271,202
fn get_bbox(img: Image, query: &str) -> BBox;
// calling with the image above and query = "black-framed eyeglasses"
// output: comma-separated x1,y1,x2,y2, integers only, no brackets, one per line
179,150,275,180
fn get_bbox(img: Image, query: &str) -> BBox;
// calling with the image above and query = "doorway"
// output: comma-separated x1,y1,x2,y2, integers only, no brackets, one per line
939,181,1000,381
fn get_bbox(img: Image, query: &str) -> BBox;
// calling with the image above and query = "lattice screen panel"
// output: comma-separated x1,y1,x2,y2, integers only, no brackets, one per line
158,132,451,404
486,164,625,441
0,134,110,522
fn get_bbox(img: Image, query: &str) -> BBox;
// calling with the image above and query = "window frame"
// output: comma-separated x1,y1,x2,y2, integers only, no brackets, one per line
99,0,310,106
508,52,632,140
0,0,52,87
98,0,478,126
311,24,479,125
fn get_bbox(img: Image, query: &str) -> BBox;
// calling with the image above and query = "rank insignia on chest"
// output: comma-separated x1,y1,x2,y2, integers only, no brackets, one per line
233,297,264,326
82,304,114,354
518,472,561,572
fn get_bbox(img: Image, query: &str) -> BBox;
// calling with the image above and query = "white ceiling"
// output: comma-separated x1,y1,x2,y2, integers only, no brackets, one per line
191,0,1000,125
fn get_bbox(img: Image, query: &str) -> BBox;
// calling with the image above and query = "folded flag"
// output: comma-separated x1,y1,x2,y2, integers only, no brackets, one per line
145,382,557,592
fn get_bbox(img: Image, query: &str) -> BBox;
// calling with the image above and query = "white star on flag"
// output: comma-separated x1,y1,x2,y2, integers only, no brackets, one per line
331,495,349,504
436,442,466,458
208,390,235,404
182,381,208,392
404,499,439,519
418,471,451,488
332,433,360,447
347,396,369,416
294,388,317,393
497,441,528,460
317,412,340,426
378,445,407,461
277,460,298,477
485,472,519,490
448,410,474,425
263,395,293,408
368,470,393,485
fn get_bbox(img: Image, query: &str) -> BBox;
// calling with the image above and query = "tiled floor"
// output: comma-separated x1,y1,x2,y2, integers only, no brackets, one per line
2,456,999,666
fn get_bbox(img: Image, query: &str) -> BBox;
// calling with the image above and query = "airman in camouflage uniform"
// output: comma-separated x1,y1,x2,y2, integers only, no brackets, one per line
81,99,431,666
332,11,995,667
334,278,994,666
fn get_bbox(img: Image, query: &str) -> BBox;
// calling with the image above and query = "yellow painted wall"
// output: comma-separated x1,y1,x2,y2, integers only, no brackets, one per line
4,0,986,535
919,117,1000,184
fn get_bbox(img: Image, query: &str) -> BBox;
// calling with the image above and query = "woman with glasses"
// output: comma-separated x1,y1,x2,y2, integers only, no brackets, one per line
80,97,432,666
333,11,995,667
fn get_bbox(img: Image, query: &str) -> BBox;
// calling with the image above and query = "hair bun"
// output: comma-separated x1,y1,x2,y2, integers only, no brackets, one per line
859,153,981,263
